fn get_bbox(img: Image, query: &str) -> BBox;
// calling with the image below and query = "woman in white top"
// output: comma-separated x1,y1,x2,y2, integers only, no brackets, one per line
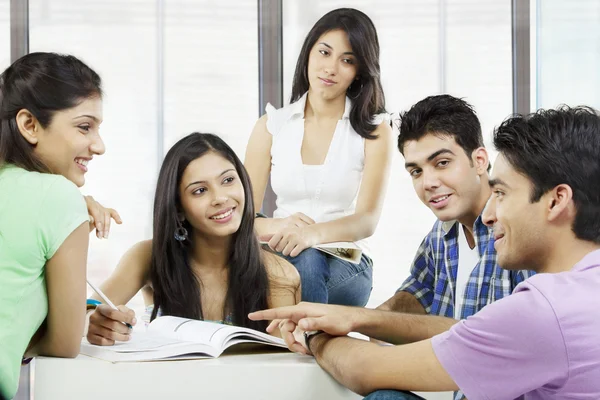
245,8,393,306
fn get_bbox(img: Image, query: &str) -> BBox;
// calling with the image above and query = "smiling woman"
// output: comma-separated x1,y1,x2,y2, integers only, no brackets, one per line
86,133,301,346
0,52,104,400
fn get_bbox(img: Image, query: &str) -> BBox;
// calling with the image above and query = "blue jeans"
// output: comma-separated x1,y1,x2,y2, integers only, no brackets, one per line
363,390,426,400
283,248,373,306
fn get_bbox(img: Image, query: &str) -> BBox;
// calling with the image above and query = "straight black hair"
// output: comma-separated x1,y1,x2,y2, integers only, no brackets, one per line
150,132,269,331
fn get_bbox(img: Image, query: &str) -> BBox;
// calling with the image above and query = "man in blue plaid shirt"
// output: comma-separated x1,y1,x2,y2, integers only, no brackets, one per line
378,95,533,322
378,95,533,400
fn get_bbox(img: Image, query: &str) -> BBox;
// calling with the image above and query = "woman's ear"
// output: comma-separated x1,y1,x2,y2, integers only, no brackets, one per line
15,109,41,145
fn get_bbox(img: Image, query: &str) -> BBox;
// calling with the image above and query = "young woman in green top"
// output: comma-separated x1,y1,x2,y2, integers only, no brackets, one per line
0,52,106,399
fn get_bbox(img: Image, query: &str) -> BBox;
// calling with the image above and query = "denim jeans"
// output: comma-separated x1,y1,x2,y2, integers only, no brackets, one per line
283,248,373,306
363,390,426,400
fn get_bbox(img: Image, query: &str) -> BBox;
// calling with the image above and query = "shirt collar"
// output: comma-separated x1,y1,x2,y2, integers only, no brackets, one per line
572,249,600,272
441,214,488,237
290,92,352,120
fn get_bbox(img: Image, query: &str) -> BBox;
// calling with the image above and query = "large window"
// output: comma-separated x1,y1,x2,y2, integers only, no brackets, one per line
29,0,159,314
283,0,512,307
536,0,600,109
0,0,9,71
27,0,259,315
163,0,258,158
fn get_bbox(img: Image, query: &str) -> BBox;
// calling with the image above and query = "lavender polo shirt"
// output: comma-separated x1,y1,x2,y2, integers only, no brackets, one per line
432,249,600,400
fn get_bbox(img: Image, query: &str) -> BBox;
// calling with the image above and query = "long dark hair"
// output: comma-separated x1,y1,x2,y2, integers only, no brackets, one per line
0,52,102,171
290,8,386,139
150,132,269,331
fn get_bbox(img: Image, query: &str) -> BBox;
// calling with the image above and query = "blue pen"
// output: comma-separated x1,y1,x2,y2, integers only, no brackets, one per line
86,279,133,329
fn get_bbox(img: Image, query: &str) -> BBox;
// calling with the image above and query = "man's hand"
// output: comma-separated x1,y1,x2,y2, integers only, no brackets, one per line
84,195,122,239
268,319,310,355
249,302,362,337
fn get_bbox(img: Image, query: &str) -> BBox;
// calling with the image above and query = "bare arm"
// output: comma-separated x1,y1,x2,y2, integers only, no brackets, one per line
244,115,285,235
86,240,152,345
250,302,457,347
352,308,457,345
376,291,427,314
91,239,152,306
305,121,394,243
264,250,301,308
29,223,89,358
263,250,301,338
310,334,458,396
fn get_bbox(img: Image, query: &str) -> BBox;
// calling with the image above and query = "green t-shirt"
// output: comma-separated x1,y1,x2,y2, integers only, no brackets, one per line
0,164,88,399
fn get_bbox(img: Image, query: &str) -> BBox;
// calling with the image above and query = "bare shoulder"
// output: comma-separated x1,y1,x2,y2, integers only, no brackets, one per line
251,114,269,133
128,239,153,261
365,120,394,158
119,239,153,276
371,119,394,143
262,249,300,289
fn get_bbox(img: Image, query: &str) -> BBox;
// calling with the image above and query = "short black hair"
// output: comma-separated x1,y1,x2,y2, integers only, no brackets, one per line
397,95,485,166
494,106,600,244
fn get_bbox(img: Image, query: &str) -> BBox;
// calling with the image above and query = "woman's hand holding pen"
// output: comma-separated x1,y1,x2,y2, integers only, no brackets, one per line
87,304,136,346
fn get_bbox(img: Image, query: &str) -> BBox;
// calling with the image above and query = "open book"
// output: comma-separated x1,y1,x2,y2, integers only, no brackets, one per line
314,241,362,264
260,241,362,264
80,316,286,362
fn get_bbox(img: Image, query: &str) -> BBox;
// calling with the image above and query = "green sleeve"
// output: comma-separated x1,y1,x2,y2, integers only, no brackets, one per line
37,176,89,260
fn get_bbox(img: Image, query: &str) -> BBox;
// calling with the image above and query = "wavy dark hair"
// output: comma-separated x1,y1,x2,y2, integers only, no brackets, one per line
0,52,102,172
149,132,269,331
290,8,386,139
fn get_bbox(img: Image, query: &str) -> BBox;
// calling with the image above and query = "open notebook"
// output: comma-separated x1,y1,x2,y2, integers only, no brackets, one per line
80,316,286,362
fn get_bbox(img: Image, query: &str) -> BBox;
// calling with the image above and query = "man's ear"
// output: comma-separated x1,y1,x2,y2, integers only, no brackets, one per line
15,109,41,145
547,184,574,222
472,147,490,175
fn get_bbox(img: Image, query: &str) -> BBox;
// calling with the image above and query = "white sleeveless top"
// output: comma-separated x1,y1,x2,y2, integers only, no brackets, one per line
265,92,389,256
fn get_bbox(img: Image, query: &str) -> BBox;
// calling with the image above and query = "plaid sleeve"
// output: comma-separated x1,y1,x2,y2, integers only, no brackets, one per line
397,235,435,313
511,269,535,290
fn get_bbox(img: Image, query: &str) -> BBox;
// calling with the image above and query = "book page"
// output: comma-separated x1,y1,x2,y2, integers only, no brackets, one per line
107,332,183,352
315,242,362,264
80,338,216,362
148,316,285,351
149,317,235,349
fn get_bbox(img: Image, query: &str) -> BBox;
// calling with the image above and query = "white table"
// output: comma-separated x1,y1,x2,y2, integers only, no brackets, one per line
31,347,362,400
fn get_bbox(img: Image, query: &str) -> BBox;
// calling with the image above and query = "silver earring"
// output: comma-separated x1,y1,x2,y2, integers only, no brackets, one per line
174,225,188,242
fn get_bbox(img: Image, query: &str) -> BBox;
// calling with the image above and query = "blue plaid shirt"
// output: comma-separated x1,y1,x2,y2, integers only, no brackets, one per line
399,215,534,320
399,216,534,400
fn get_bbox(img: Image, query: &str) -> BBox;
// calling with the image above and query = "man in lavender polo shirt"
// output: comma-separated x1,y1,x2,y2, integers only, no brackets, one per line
249,106,600,399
